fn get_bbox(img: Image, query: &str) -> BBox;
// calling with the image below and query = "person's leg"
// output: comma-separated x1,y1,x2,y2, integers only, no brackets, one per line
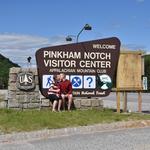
52,100,58,112
58,99,62,111
61,94,66,110
67,94,73,111
48,95,53,110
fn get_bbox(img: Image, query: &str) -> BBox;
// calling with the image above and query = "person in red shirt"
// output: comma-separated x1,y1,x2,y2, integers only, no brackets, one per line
59,73,73,111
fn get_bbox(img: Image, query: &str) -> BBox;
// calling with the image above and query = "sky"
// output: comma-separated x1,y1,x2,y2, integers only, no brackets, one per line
0,0,150,66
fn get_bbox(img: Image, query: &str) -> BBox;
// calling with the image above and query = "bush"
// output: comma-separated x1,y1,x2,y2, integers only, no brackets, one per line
144,55,150,91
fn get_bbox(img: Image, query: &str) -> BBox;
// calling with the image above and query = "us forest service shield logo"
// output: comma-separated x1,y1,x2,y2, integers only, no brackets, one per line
17,72,35,91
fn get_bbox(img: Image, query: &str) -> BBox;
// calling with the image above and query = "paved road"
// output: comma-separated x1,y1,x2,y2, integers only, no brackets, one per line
102,92,150,112
103,92,150,103
0,127,150,150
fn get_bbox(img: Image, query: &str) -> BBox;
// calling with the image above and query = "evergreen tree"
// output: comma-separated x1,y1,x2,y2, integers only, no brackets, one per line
0,54,20,89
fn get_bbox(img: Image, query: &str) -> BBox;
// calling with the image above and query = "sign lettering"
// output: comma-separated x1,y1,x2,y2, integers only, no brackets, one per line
36,37,120,97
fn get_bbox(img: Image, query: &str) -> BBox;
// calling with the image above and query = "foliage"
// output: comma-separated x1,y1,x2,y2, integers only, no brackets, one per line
0,54,19,88
144,55,150,90
0,108,150,133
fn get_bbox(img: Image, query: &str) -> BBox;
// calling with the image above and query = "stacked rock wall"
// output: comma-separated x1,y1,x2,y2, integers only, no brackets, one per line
5,67,103,110
8,67,41,109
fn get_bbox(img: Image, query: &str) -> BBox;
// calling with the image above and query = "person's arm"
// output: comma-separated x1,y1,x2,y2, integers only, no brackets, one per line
67,82,72,94
47,87,53,94
49,88,60,93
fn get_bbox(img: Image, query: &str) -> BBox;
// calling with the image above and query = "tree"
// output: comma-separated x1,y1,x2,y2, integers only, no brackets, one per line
0,54,20,89
144,55,150,90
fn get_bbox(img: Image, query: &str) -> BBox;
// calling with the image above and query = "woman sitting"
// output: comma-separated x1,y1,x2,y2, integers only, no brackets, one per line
47,75,60,112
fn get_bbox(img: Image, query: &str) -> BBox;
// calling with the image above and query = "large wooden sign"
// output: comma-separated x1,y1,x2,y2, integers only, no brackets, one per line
116,51,143,91
36,37,120,98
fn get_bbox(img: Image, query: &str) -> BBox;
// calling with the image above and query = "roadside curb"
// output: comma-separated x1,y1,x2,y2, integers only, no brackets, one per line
0,120,150,144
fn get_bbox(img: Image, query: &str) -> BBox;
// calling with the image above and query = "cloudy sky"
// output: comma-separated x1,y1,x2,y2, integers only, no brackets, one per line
0,0,150,66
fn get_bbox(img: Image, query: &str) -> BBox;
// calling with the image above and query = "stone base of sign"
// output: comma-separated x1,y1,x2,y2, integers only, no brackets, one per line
0,90,8,108
4,67,104,110
37,97,103,110
74,98,103,109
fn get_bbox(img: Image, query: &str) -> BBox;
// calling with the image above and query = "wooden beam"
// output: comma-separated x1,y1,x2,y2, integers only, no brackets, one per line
138,92,142,112
116,91,121,113
123,92,127,112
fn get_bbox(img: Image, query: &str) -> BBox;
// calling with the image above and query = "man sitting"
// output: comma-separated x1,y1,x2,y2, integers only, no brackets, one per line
59,73,73,111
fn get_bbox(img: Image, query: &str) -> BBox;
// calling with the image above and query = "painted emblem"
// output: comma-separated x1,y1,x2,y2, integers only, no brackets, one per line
17,72,35,91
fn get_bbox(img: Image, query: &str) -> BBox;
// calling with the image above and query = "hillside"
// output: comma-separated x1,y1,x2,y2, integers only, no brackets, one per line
0,54,20,89
144,55,150,90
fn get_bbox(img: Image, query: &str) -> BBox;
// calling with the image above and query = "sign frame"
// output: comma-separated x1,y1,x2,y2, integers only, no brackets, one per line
36,37,121,98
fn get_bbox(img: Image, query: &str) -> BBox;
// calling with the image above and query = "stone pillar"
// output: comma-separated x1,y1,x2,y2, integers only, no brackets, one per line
0,90,8,108
8,67,42,109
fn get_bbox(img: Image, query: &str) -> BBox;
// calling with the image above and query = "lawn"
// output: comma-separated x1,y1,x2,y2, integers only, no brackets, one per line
0,108,150,134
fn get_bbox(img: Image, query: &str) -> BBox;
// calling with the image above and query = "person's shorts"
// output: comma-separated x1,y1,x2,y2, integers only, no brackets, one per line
48,94,59,103
61,94,73,98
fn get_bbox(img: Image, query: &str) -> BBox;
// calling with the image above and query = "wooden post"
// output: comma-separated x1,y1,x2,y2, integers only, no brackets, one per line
116,91,121,113
138,91,142,112
123,92,127,112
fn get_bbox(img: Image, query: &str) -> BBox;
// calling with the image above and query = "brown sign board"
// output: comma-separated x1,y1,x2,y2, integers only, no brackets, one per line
116,51,143,91
36,37,120,98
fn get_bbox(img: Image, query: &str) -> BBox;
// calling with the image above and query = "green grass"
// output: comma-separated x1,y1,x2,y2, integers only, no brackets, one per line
0,108,150,134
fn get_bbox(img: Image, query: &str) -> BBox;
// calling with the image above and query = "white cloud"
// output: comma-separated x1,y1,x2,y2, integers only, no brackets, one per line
1,33,148,67
0,33,67,67
0,34,50,49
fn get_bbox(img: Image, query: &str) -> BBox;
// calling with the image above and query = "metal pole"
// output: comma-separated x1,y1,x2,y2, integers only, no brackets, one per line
76,27,85,43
